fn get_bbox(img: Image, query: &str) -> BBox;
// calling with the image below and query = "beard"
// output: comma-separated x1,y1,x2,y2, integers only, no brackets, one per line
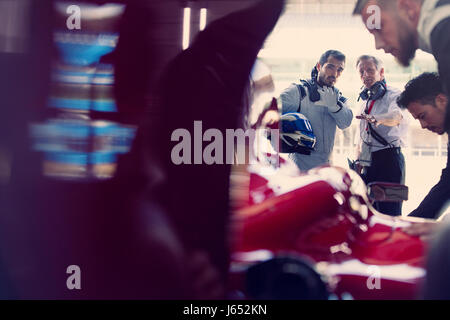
430,126,445,135
395,21,417,67
318,75,335,87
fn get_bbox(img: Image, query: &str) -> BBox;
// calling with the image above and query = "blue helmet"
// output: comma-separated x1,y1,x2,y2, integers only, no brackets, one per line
279,113,316,155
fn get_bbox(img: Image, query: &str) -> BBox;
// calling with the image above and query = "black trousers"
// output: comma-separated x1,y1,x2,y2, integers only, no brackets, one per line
362,147,405,216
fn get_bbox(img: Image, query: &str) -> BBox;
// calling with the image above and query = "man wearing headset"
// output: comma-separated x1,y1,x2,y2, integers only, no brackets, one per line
356,55,409,216
353,0,450,135
280,50,353,171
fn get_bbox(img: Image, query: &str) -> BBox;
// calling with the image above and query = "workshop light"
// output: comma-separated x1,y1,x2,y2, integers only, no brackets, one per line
200,8,207,31
182,7,191,50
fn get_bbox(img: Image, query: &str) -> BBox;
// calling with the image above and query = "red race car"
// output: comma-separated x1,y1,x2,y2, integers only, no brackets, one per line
228,151,433,300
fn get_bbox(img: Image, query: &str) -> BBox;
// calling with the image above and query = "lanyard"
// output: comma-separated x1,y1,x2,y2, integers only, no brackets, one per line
365,100,376,132
365,99,376,115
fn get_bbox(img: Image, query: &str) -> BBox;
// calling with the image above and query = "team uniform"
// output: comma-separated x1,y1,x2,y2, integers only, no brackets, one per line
280,80,353,171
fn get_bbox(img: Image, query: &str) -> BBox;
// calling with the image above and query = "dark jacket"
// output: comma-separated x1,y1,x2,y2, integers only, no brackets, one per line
409,141,450,219
422,0,450,131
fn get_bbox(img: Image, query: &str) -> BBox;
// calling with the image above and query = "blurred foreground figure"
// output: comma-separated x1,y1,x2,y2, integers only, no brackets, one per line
0,0,285,298
0,0,188,299
158,0,285,295
423,220,450,299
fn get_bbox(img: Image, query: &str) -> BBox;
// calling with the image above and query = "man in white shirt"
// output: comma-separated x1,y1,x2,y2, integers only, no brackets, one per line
356,55,409,216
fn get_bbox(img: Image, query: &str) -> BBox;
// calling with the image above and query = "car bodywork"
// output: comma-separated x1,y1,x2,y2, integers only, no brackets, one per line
229,154,429,299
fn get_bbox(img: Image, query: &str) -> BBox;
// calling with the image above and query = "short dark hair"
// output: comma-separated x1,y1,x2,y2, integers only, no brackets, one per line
352,0,393,15
356,55,383,69
353,0,370,15
397,72,444,109
319,50,346,66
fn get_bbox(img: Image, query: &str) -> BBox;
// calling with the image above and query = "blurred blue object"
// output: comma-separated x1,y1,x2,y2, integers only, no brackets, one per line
54,32,119,66
31,118,136,180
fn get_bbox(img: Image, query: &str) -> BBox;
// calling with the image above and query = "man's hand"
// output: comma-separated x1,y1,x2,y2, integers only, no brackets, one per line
261,110,280,127
315,87,339,112
401,221,439,241
357,113,378,126
355,162,363,175
357,110,403,127
371,110,403,127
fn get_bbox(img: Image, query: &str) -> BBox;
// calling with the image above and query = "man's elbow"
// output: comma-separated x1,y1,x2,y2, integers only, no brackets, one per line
337,122,351,130
337,113,353,129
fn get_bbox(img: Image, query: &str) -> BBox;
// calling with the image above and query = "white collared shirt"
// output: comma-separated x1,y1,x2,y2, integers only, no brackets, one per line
358,86,409,154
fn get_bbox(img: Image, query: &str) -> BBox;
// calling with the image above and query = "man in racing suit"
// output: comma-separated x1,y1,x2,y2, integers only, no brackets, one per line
280,50,353,171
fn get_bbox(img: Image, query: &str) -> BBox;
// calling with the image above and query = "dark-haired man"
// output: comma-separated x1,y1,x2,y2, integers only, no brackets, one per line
280,50,353,171
397,72,450,219
353,0,450,134
356,55,408,216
